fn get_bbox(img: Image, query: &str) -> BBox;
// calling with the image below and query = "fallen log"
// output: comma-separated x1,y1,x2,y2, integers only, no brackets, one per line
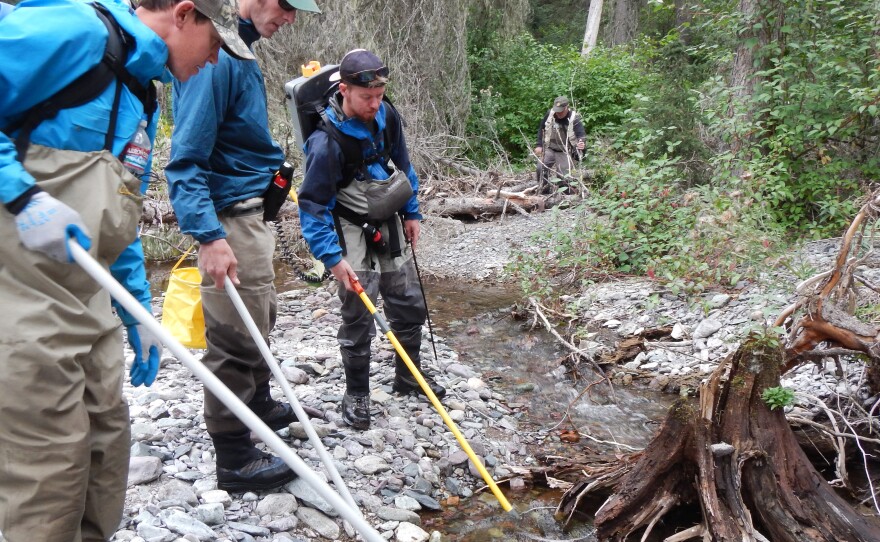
421,194,547,219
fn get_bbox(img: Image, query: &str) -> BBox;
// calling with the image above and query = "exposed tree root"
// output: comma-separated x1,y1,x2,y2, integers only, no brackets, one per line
556,337,880,541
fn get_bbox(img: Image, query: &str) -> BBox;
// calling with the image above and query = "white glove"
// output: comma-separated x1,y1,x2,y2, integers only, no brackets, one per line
15,191,91,262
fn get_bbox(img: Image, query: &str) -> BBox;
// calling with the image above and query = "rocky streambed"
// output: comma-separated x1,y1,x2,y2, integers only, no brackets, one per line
107,209,879,542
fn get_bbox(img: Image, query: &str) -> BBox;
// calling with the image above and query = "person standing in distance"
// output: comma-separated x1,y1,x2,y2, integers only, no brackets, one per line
534,95,586,193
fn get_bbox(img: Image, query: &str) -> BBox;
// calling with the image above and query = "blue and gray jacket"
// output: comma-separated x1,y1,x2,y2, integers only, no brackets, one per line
0,0,169,323
298,94,421,268
165,19,284,243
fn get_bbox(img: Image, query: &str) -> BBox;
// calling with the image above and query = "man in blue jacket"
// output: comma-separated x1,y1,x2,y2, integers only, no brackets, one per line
298,49,446,432
0,0,249,539
166,0,322,492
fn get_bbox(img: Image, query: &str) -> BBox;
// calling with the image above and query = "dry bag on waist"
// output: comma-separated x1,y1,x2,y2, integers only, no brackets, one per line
364,169,413,221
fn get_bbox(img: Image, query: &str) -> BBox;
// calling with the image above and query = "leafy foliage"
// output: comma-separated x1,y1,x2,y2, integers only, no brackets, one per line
761,386,796,410
698,0,880,238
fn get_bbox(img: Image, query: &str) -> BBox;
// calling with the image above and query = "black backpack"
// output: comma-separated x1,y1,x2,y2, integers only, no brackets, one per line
284,64,401,187
1,2,157,161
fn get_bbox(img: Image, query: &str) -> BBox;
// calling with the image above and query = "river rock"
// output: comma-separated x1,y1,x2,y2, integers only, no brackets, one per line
128,456,163,486
396,522,430,542
692,318,723,339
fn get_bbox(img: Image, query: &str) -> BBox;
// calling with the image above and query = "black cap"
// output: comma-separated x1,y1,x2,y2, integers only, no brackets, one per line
329,49,389,88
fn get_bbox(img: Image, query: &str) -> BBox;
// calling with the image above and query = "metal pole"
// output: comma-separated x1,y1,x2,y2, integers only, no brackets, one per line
69,241,383,542
223,276,359,514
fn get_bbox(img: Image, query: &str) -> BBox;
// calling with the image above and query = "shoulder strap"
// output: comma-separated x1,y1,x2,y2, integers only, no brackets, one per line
5,3,157,160
319,98,401,188
317,114,364,188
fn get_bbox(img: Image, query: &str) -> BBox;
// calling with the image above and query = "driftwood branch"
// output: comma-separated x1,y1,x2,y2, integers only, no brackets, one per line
776,189,880,370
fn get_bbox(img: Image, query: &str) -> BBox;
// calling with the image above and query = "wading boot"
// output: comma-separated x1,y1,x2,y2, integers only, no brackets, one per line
212,429,296,492
341,392,371,430
392,355,446,398
248,382,296,431
392,372,447,398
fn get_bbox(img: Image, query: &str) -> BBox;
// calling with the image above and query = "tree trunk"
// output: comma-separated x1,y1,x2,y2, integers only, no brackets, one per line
608,0,641,47
557,335,880,541
727,0,784,158
582,0,604,57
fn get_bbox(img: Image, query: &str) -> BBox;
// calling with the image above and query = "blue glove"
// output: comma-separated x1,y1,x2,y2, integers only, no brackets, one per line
127,323,161,387
15,191,92,262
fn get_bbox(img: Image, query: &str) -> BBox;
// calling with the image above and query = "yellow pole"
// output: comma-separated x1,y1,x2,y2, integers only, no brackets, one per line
352,279,513,512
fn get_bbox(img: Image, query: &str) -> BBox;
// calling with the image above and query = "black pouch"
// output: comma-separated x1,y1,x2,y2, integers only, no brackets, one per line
263,162,294,221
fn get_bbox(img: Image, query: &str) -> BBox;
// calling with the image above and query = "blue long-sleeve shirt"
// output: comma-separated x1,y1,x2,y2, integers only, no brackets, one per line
298,96,421,268
165,19,283,243
0,0,170,322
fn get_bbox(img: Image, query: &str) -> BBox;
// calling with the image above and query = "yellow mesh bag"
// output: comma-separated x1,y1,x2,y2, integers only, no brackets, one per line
160,246,206,349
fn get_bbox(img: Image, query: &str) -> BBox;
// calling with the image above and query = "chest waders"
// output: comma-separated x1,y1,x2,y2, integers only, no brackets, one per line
0,145,144,541
324,106,408,261
0,6,158,538
542,108,581,154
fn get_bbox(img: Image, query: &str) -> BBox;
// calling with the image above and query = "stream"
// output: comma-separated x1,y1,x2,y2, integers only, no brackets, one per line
147,262,676,541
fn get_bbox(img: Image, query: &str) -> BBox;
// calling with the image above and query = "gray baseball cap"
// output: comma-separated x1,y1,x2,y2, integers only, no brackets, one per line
282,0,321,12
552,96,569,113
192,0,254,61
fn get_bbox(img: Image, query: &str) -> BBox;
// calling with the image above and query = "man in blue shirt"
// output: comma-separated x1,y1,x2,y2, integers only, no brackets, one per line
298,50,446,432
0,0,249,539
167,0,321,492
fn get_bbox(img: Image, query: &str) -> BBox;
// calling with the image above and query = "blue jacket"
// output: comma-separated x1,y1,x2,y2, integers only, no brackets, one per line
0,0,169,323
298,95,421,268
165,20,284,243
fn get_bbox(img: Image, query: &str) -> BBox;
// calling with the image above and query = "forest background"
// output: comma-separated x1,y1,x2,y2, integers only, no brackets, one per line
144,0,880,305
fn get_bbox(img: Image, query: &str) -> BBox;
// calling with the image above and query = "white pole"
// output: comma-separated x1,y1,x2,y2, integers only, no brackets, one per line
223,276,359,514
68,242,384,542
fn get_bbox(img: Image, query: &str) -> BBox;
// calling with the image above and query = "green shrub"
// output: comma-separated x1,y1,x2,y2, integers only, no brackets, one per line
697,0,880,238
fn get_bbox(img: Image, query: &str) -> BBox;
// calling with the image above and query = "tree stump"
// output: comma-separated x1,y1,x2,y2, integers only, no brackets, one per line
557,333,880,541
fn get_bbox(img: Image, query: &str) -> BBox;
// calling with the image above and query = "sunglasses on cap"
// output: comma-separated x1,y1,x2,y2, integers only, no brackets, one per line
279,0,297,12
343,67,390,85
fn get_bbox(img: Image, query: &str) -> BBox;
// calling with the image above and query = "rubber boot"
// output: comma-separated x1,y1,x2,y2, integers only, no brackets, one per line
341,392,371,430
340,353,372,429
391,337,446,399
211,429,296,492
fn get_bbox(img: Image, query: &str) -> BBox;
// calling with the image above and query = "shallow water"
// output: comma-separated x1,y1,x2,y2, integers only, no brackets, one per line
417,281,672,541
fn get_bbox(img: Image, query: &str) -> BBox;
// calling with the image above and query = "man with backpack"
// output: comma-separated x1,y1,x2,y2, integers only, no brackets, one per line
166,0,322,492
298,49,446,431
534,95,586,194
0,0,249,539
